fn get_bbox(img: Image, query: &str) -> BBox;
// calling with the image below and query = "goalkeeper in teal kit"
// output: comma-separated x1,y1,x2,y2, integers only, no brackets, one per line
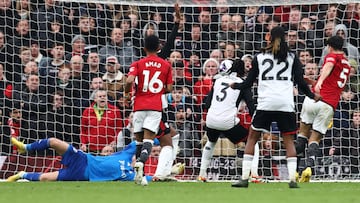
6,137,152,182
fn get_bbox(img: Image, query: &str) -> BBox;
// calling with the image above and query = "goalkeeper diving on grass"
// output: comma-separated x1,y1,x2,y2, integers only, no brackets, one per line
6,137,183,183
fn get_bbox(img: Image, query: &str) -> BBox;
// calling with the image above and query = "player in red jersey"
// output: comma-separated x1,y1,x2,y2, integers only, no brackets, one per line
295,35,351,182
124,35,173,185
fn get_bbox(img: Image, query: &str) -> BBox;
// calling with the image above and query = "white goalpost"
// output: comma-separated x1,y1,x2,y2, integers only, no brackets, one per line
0,0,359,182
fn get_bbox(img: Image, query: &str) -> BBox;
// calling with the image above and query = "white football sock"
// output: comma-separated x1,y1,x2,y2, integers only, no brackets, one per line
154,146,173,178
250,142,260,177
199,141,216,177
172,134,180,160
242,154,254,180
287,157,297,182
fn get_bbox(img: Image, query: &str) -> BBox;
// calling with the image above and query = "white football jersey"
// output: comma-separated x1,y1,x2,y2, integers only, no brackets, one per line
206,74,243,130
255,53,295,112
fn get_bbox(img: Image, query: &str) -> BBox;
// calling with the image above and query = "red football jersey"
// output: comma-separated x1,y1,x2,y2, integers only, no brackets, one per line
314,53,351,110
128,55,172,111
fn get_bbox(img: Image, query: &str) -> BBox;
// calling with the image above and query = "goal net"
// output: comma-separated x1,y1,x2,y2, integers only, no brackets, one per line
0,0,359,182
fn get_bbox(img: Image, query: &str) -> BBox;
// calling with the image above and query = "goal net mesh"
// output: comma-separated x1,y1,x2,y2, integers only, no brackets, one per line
0,0,359,181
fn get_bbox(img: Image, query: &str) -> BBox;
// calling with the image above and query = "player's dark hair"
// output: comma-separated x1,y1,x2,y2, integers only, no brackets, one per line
261,26,288,62
231,59,246,78
327,35,343,51
144,35,160,53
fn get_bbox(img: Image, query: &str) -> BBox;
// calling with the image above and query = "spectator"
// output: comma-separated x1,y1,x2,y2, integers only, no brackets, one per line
116,15,140,55
337,108,360,174
344,3,360,53
80,89,123,153
217,14,234,49
231,14,246,52
318,24,360,70
298,49,315,66
173,102,200,157
86,52,106,80
333,86,358,129
69,55,90,104
9,19,37,56
47,64,81,108
315,4,341,31
244,6,258,32
6,102,22,154
223,42,236,60
12,73,47,142
193,58,219,105
73,14,106,49
286,29,305,52
241,54,253,77
196,9,217,49
210,49,224,64
314,20,337,60
11,46,32,83
99,27,139,73
183,24,210,62
46,90,80,147
297,16,316,51
283,6,302,31
39,41,65,83
0,0,21,42
0,63,11,109
15,0,32,20
349,59,360,93
172,60,193,93
102,56,127,103
0,30,10,78
30,40,46,65
65,34,87,63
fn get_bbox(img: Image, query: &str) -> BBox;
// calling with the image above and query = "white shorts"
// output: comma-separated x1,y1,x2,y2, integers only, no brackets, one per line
133,111,162,134
300,97,334,134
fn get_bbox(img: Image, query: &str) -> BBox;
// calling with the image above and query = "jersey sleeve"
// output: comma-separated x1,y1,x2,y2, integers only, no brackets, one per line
128,61,138,77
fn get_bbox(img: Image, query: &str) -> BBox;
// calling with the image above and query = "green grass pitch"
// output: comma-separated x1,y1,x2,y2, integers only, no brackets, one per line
1,182,359,203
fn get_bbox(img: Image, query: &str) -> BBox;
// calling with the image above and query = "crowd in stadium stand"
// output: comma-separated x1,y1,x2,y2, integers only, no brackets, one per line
0,1,360,174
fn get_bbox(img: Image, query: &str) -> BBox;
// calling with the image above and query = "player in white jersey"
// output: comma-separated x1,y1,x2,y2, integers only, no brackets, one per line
230,26,321,189
198,59,256,182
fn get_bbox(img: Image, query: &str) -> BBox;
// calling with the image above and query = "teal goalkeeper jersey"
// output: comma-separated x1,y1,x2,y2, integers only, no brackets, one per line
85,142,136,181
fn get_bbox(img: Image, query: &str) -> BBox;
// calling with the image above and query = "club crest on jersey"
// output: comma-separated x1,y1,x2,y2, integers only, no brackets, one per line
145,61,162,68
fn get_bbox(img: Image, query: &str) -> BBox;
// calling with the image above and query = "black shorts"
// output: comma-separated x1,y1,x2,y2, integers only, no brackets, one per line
252,110,297,135
206,124,248,144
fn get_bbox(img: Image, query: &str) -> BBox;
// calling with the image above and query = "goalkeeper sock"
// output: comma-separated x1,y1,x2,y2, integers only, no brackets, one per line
172,134,180,160
287,157,297,182
306,141,319,168
138,139,153,163
250,142,260,177
154,145,173,177
23,172,41,181
199,141,216,177
26,139,50,151
242,154,254,180
295,134,308,155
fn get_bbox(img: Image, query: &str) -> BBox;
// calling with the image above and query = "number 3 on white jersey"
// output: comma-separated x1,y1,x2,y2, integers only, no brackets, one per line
142,70,163,93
